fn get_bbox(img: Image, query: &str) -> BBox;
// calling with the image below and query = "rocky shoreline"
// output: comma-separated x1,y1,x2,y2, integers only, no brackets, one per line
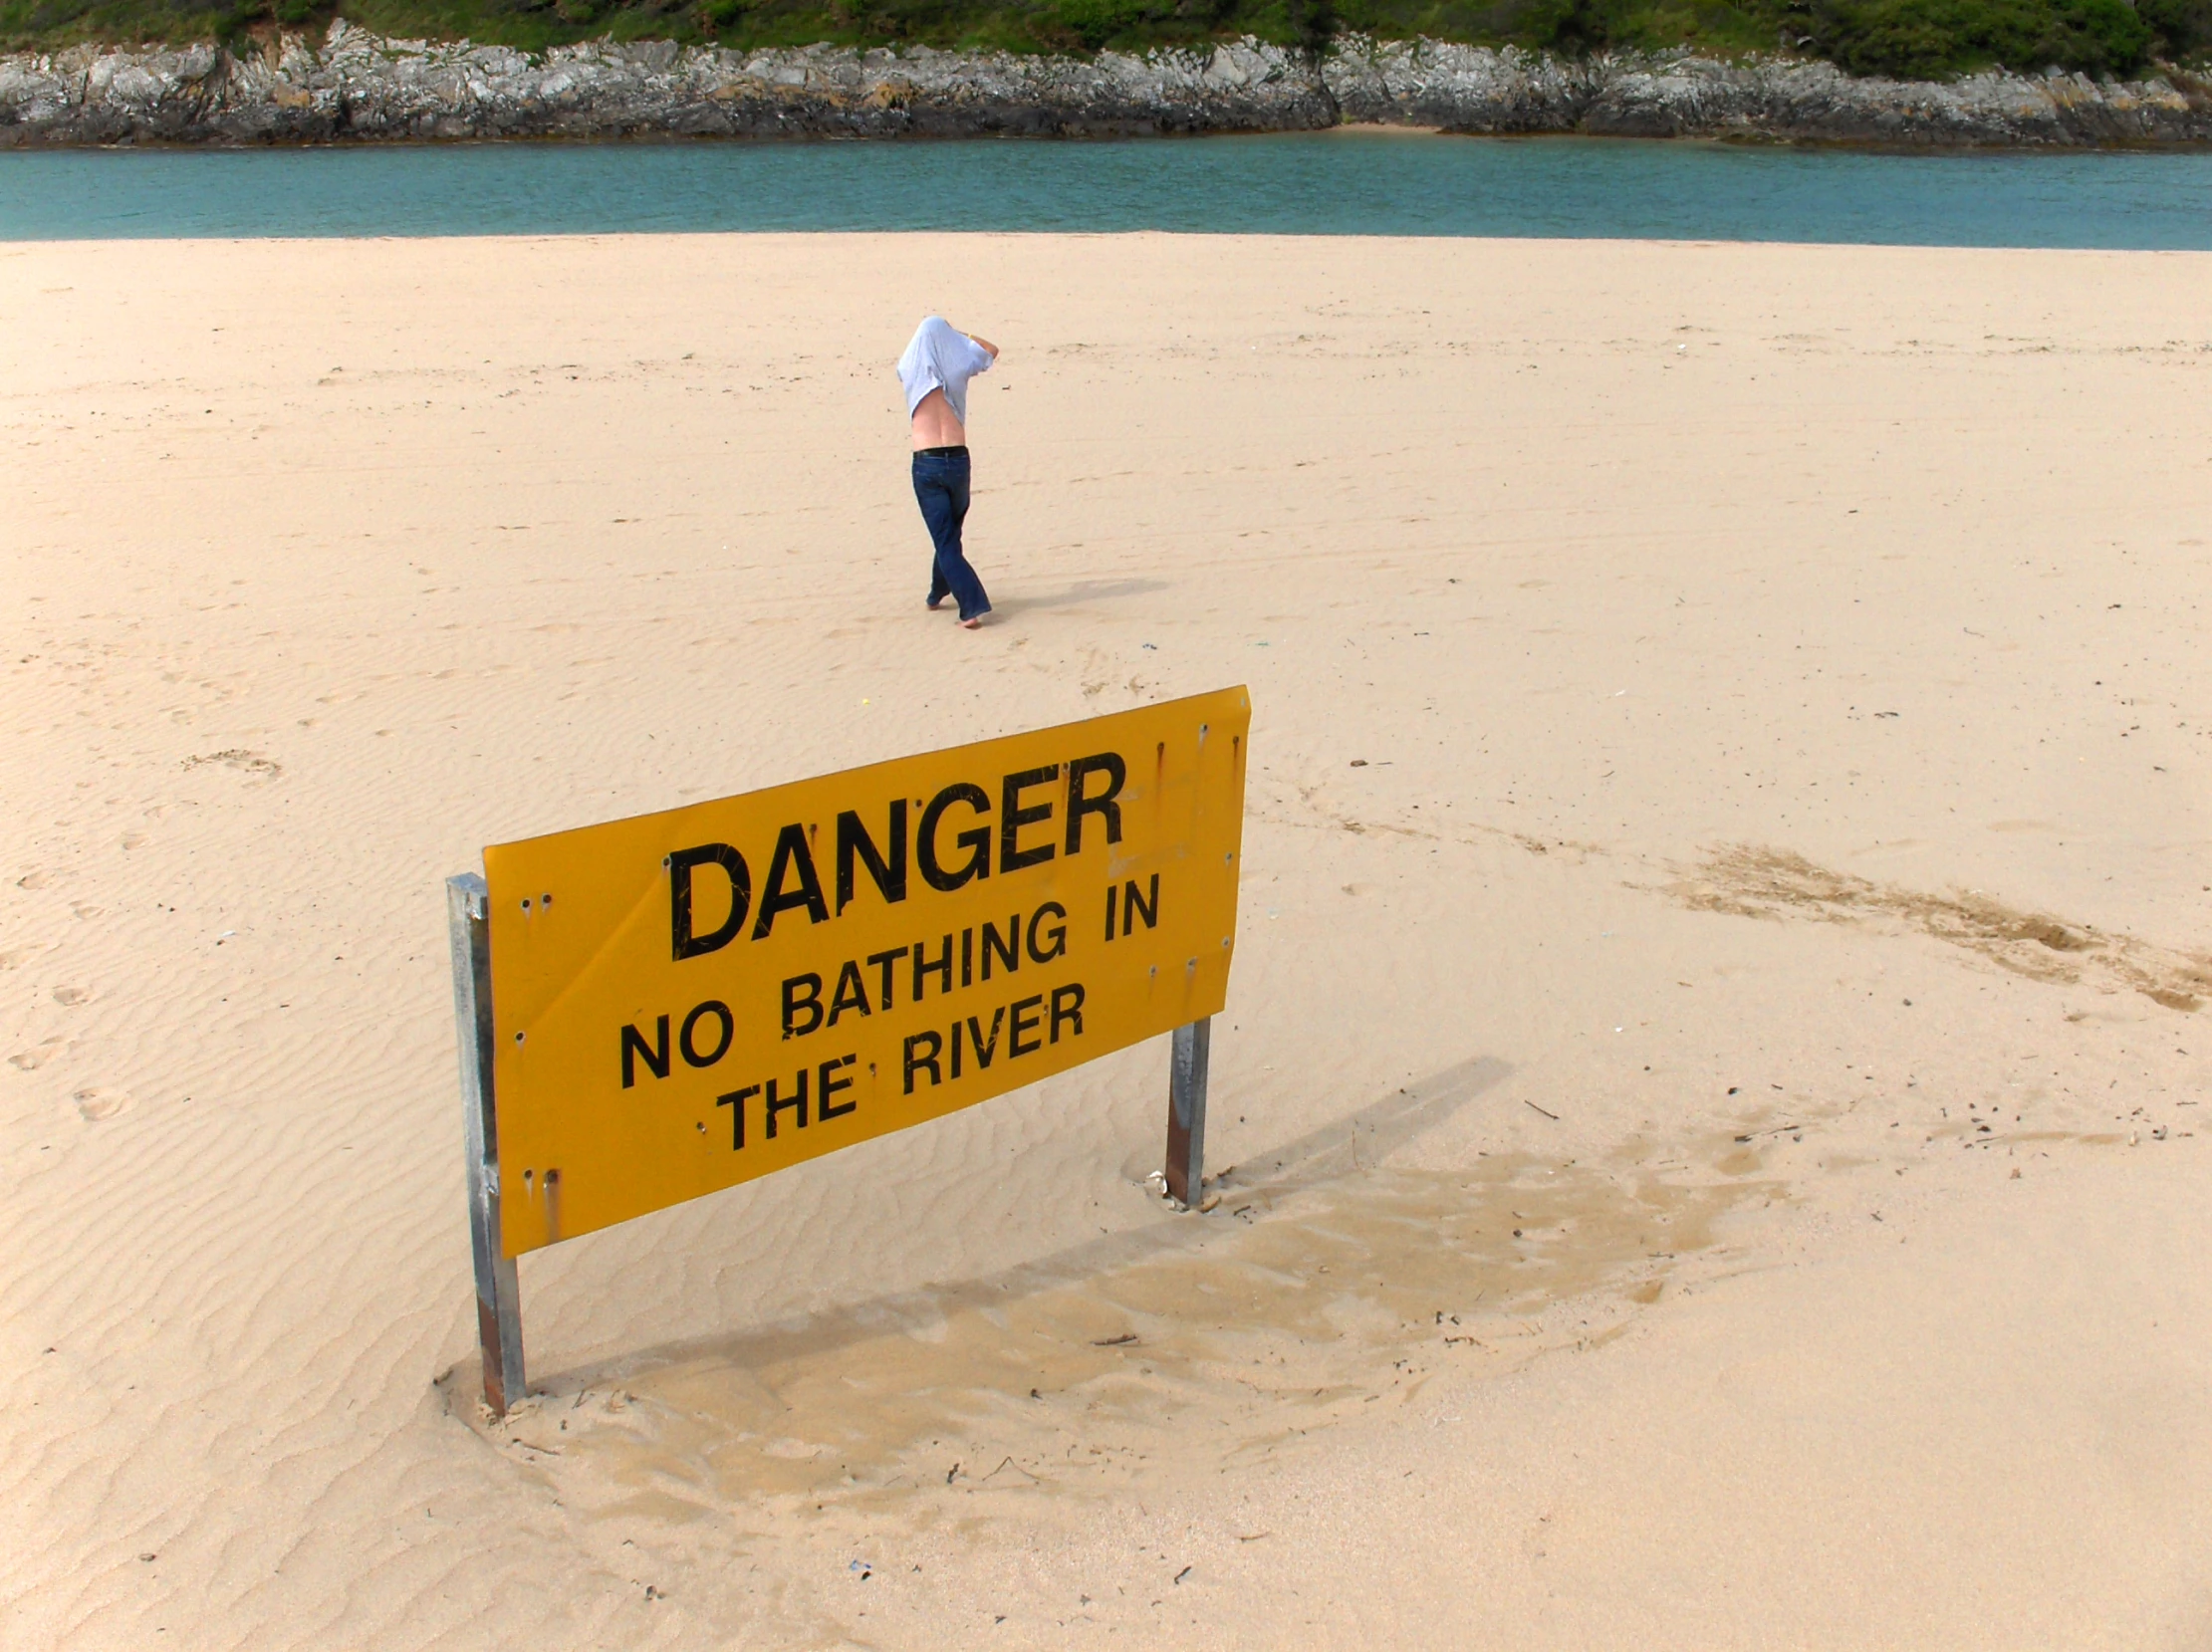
2,23,2208,148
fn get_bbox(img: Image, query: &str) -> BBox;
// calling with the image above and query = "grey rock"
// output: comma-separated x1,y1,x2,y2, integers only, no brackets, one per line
1326,38,2212,144
0,23,2205,147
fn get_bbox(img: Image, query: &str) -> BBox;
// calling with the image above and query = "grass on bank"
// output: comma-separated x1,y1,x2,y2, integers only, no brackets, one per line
3,0,2207,88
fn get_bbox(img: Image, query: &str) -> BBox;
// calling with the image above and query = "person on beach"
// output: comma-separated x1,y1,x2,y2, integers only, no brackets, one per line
898,316,999,628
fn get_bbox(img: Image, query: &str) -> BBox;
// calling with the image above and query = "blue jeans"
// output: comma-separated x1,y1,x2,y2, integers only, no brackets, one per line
911,448,991,622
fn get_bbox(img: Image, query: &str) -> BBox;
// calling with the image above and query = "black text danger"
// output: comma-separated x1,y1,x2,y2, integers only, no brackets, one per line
665,752,1127,960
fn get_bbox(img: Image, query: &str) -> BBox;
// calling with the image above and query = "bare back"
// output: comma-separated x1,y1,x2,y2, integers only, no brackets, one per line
909,386,967,449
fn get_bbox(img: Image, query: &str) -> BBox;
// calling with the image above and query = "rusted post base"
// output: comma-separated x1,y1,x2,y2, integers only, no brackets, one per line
449,873,526,1417
1163,1018,1212,1208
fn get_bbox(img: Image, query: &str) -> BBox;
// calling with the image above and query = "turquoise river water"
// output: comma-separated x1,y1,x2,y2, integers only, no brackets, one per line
2,132,2210,244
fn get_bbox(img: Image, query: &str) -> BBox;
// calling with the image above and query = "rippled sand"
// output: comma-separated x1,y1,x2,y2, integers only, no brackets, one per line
4,232,2209,1648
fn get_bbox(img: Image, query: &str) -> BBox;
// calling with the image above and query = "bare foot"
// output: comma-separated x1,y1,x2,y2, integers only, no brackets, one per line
960,616,983,629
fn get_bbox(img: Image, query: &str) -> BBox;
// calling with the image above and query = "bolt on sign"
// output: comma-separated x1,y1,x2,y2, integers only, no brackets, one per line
447,686,1249,1413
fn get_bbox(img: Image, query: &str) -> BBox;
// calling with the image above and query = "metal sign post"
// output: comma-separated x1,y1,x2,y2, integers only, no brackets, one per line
449,873,526,1417
1163,1017,1211,1207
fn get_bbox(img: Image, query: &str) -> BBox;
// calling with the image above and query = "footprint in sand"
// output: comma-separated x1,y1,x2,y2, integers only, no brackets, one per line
53,986,94,1006
9,1039,67,1071
181,749,282,781
74,1088,131,1121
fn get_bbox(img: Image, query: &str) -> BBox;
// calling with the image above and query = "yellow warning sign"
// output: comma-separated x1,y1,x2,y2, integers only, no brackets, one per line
482,687,1250,1257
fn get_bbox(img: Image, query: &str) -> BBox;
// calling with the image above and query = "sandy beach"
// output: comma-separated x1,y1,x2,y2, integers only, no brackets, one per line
4,230,2209,1648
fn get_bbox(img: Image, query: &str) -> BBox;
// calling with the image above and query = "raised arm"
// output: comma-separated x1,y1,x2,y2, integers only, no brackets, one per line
968,334,1000,359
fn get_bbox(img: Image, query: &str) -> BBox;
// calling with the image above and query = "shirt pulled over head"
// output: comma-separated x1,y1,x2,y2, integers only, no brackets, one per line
898,317,994,426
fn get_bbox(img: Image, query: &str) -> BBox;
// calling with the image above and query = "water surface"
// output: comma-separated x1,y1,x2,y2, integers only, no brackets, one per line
4,132,2210,245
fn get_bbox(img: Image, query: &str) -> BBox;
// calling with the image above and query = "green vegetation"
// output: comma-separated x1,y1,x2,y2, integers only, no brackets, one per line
1802,0,2195,76
3,0,2206,87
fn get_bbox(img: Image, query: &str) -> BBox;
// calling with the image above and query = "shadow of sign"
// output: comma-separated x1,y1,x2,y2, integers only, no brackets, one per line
527,1052,1515,1403
1200,1054,1516,1198
460,1054,1766,1525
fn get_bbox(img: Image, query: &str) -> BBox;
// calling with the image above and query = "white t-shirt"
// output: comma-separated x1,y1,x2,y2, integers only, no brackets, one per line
897,316,994,425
